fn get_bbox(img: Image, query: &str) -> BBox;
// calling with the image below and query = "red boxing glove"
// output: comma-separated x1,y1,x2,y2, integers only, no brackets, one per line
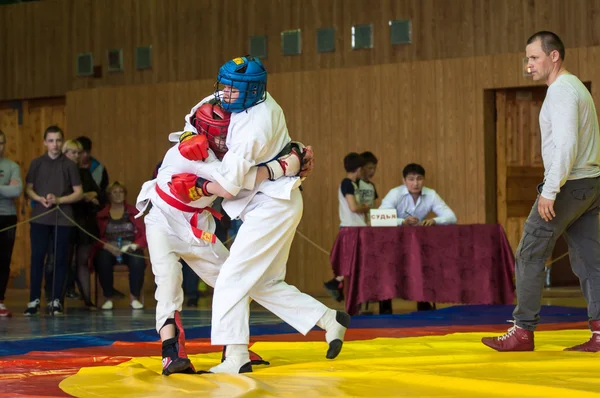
168,173,202,203
178,131,209,161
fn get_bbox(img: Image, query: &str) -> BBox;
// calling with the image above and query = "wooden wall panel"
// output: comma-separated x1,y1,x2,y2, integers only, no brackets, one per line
3,0,600,101
378,62,411,191
66,81,214,199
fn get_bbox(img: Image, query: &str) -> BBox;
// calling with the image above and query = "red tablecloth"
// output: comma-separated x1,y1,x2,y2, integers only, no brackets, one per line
330,224,516,315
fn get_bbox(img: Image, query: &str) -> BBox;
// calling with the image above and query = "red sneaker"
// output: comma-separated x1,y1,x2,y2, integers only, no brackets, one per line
0,307,11,317
481,324,534,352
162,312,196,375
564,320,600,352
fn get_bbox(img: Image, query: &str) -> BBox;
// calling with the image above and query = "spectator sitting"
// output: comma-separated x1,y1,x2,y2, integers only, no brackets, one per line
379,163,457,311
94,181,147,310
380,163,456,226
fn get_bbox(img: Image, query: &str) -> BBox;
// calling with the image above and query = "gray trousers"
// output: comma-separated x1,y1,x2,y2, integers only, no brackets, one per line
513,176,600,331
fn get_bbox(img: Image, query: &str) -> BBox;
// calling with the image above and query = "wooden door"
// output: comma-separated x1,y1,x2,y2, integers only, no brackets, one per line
496,88,546,254
495,86,589,287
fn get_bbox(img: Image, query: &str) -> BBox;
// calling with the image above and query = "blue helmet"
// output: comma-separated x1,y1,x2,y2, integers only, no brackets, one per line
215,56,267,112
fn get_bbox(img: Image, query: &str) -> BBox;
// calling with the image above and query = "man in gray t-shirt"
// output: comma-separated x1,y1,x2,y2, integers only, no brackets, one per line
0,130,23,317
483,31,600,352
23,126,82,316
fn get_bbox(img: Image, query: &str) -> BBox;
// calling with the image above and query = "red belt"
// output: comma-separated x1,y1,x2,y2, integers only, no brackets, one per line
155,184,222,244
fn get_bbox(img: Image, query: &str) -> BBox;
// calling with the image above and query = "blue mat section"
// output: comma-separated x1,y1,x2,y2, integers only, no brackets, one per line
0,305,589,357
0,331,162,357
347,304,589,329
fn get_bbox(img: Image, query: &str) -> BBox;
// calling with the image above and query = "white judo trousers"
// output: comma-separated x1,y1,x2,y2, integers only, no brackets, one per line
210,189,329,345
144,203,229,333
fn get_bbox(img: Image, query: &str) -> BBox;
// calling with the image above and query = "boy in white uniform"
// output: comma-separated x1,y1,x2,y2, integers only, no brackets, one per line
169,56,350,374
137,101,300,375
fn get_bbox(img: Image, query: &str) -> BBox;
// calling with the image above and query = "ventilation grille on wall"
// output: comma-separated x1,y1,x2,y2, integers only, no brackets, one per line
352,24,373,49
135,46,152,70
107,49,123,72
249,35,267,59
389,20,412,44
317,27,335,53
281,29,301,55
76,52,94,77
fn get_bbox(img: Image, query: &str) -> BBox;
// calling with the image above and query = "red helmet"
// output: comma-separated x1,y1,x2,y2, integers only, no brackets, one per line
192,101,231,159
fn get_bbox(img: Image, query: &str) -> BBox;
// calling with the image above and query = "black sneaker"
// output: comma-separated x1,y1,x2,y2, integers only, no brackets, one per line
323,279,344,302
162,312,196,376
24,299,41,316
48,299,64,315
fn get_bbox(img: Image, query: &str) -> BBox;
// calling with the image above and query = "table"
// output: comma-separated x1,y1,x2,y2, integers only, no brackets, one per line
329,224,516,315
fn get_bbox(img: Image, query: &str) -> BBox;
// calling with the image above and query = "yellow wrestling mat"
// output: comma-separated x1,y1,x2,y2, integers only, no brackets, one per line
60,330,600,397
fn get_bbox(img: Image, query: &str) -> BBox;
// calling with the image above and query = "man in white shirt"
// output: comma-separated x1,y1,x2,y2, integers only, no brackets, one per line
379,163,456,226
482,31,600,353
379,163,457,312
